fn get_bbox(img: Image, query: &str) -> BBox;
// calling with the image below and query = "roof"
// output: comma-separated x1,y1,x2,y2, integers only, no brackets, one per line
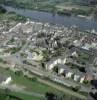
57,64,69,70
46,55,66,66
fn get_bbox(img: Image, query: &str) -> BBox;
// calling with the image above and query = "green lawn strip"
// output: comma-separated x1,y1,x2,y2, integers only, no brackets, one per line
0,92,7,100
0,88,43,100
9,91,43,100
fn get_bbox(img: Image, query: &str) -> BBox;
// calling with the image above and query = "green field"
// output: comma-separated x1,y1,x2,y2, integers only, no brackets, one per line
0,88,43,100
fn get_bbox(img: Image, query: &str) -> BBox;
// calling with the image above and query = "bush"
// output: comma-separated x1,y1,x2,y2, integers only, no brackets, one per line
71,86,80,92
0,6,6,13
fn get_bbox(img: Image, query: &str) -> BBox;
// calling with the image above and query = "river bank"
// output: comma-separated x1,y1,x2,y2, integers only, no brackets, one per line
3,5,97,32
2,0,97,19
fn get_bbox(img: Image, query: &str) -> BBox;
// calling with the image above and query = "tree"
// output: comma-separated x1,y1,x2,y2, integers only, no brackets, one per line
4,88,10,96
0,6,6,13
45,92,56,100
41,62,45,69
53,66,58,74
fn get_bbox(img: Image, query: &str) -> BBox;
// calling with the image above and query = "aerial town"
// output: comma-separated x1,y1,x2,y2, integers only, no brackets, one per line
0,0,97,100
0,19,97,99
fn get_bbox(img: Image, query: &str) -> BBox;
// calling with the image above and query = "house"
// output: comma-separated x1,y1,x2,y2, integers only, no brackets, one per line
58,68,65,74
2,77,12,85
46,56,67,70
48,63,55,70
82,44,90,50
57,58,62,64
63,58,67,64
66,72,73,78
57,64,67,74
85,74,93,82
53,60,58,65
72,51,78,57
0,74,12,85
74,74,80,82
80,76,85,83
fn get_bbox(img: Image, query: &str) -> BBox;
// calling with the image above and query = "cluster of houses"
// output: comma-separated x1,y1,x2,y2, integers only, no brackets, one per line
46,55,93,84
0,20,96,93
73,32,97,51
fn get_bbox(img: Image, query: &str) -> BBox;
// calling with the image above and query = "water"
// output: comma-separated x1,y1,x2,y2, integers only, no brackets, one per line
4,5,97,31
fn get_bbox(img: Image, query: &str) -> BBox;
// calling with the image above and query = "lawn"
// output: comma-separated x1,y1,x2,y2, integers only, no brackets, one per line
0,88,43,100
9,91,43,100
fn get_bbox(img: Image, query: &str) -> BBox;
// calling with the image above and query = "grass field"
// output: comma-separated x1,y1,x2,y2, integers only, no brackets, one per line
0,88,43,100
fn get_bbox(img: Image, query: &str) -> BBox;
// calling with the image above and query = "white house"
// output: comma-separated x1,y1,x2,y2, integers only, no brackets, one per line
80,76,85,83
53,60,58,65
58,68,65,74
63,58,67,64
57,58,62,64
46,57,68,71
66,72,73,78
74,75,80,82
2,77,12,85
72,51,78,57
48,64,55,70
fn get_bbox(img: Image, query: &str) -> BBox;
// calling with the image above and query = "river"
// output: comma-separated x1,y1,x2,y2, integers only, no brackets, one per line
3,5,97,31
